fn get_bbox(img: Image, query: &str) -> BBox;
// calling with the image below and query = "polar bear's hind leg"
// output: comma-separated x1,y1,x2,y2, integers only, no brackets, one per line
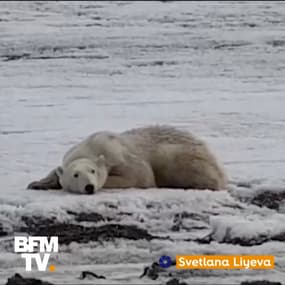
152,144,226,190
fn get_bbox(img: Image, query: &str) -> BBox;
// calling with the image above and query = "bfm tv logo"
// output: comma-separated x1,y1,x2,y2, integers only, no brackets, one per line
14,236,58,272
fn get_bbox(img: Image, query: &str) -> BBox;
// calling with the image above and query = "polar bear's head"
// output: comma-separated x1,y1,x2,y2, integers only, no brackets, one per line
56,155,108,194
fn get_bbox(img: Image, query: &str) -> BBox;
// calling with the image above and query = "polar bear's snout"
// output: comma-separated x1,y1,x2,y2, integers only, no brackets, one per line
85,184,95,194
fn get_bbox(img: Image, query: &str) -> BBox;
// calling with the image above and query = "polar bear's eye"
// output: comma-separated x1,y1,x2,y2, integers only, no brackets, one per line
91,169,95,174
74,173,79,178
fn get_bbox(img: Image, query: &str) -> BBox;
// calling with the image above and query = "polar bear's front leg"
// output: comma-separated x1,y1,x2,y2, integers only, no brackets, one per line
27,168,62,190
103,158,156,189
103,175,137,189
103,174,156,189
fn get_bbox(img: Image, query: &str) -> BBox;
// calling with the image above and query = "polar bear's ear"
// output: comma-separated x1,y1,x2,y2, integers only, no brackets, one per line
55,166,64,179
96,155,106,167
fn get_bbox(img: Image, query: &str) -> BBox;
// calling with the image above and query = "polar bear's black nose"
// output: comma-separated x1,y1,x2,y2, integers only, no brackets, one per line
85,184,94,194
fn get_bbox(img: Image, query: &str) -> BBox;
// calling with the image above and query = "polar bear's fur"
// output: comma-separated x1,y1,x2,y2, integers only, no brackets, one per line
27,125,227,194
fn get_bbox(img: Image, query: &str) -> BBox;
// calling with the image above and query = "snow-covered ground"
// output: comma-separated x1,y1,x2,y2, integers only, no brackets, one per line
1,1,285,284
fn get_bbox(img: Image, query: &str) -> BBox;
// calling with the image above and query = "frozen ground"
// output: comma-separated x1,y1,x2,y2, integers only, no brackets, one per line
1,1,285,284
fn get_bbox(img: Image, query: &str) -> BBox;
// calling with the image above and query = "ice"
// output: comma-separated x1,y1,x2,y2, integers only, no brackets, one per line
1,1,285,284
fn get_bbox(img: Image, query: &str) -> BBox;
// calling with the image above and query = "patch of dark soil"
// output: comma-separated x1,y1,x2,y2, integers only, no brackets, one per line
20,216,156,245
270,231,285,242
0,224,8,236
2,54,108,61
5,273,53,285
213,41,250,50
2,53,31,61
222,235,270,246
140,262,166,280
1,130,33,135
67,210,106,223
267,40,285,47
106,203,118,209
250,190,285,210
165,278,189,285
32,55,109,60
241,281,282,285
243,23,258,28
85,23,103,27
235,181,253,188
127,60,179,68
79,271,106,280
67,210,132,222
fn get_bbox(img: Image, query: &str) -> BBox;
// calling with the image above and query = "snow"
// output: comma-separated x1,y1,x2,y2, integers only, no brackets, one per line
1,1,285,284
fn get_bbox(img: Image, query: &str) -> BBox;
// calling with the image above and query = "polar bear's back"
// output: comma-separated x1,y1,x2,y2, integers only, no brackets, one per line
122,125,202,145
62,125,206,166
121,125,208,160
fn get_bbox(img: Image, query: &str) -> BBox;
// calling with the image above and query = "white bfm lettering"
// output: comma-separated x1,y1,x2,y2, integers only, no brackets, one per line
14,237,28,253
15,236,58,271
41,237,58,253
15,236,58,253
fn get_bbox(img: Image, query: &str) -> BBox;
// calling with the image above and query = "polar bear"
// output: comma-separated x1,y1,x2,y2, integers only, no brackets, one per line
27,125,227,194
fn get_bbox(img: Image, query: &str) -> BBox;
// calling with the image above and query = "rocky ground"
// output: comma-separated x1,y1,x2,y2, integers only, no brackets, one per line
1,186,285,284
